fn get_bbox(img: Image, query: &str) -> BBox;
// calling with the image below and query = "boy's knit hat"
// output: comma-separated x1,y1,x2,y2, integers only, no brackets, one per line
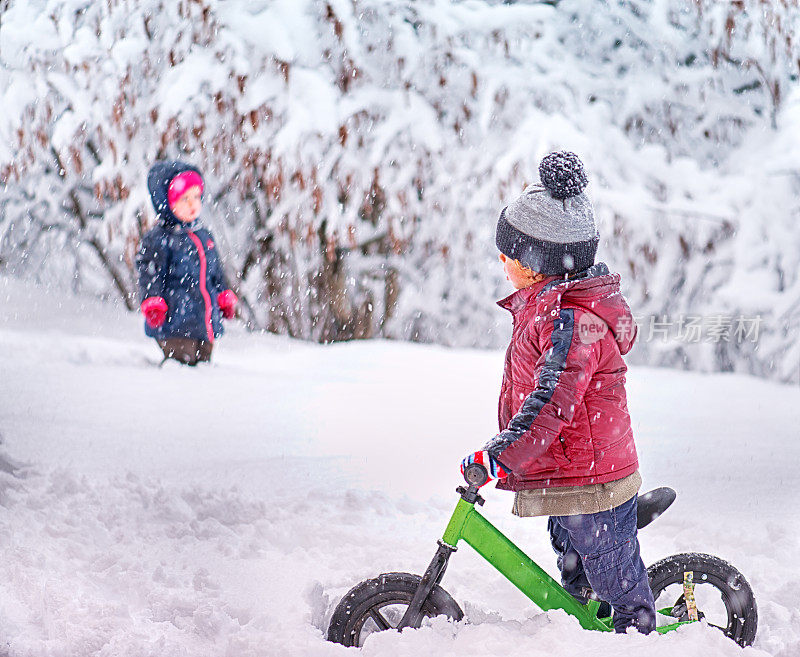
495,151,598,276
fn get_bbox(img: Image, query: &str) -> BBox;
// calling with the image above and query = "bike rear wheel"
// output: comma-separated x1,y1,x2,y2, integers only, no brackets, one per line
648,553,757,647
327,572,463,647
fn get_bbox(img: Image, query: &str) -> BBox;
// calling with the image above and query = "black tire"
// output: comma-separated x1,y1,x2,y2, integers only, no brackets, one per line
647,553,757,647
327,572,464,647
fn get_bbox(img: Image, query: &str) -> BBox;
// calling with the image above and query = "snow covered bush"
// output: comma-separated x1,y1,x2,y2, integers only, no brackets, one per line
1,0,800,381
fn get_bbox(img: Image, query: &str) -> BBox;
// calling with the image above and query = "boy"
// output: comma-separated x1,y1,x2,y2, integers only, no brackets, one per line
462,151,656,634
136,161,237,365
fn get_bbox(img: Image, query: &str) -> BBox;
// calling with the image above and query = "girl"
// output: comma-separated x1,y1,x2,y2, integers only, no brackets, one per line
136,161,237,365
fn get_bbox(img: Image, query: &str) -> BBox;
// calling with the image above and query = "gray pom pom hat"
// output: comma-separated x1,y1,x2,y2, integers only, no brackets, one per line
495,151,598,276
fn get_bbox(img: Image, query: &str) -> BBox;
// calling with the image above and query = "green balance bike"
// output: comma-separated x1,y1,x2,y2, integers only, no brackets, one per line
327,463,757,648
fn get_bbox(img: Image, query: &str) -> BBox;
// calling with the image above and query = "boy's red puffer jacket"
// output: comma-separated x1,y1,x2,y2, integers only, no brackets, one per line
488,262,639,491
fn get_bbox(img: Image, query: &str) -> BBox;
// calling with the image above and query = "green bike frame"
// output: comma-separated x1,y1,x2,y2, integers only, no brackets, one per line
442,496,610,631
398,485,691,634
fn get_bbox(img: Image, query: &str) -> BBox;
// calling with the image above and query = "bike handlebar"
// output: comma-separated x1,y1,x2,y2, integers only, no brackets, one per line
463,462,488,487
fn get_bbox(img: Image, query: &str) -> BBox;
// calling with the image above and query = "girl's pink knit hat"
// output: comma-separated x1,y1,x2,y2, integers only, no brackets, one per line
167,170,204,208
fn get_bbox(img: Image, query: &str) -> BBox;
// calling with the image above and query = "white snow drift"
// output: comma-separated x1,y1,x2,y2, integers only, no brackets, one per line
0,278,798,656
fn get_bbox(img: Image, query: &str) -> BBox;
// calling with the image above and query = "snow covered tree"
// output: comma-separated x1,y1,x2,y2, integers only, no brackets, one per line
1,0,800,381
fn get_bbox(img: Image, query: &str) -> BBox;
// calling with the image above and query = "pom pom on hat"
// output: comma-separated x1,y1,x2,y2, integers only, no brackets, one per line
167,170,204,208
538,151,588,200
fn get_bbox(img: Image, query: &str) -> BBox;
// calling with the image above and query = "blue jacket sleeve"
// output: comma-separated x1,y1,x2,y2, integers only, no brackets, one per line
203,230,230,297
210,248,230,298
136,229,169,303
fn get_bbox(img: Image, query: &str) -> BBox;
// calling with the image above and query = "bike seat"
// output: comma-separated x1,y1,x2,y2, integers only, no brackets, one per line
637,487,676,529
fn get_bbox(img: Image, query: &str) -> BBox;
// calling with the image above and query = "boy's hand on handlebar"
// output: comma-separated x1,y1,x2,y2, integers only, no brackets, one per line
460,450,508,485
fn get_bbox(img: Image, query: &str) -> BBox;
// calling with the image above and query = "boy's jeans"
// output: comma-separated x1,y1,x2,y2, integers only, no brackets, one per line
548,494,656,633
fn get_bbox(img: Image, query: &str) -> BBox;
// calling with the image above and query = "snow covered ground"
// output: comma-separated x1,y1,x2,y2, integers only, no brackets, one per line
0,276,798,657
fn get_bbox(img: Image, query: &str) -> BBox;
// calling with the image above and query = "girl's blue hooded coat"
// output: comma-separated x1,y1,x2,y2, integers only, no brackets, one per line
136,161,229,342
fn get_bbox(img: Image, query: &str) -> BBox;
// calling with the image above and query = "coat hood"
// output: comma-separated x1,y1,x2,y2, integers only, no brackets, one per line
543,262,638,354
498,262,638,355
147,161,203,226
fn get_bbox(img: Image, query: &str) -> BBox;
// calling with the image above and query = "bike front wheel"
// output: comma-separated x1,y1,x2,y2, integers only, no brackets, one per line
327,572,463,647
648,553,757,647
